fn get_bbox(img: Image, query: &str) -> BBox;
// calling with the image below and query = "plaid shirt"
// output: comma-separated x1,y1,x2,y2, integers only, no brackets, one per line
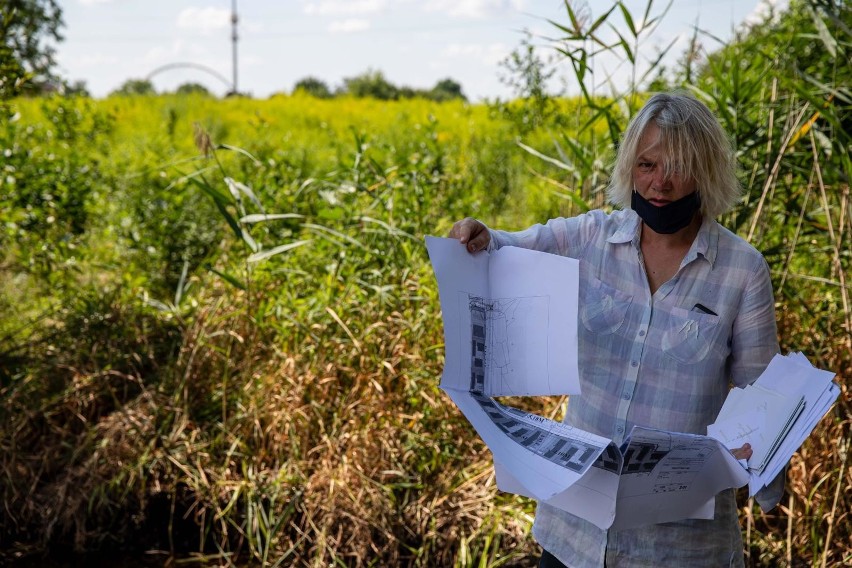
487,209,781,567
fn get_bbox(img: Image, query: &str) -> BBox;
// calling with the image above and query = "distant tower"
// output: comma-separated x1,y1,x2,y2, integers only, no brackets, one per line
231,0,239,94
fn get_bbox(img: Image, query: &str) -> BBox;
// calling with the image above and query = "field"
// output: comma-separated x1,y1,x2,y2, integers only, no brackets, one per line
1,1,850,566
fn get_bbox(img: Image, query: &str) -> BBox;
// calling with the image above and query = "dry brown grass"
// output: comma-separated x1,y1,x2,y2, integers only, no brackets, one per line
1,277,542,566
2,257,849,567
740,305,852,567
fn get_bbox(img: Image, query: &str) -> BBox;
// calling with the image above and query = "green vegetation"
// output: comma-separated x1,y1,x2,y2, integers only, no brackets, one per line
293,76,333,99
110,78,157,96
0,1,849,566
312,70,468,102
0,0,64,98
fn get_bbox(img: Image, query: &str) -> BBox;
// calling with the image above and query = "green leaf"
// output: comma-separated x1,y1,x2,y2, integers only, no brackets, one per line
557,133,594,172
241,228,260,253
189,175,243,240
225,176,264,212
204,264,246,290
167,166,219,195
302,223,369,251
565,48,589,85
589,4,619,36
546,18,582,40
174,259,190,306
516,140,575,172
643,0,673,33
555,189,592,212
358,216,417,240
810,8,837,58
247,239,312,263
217,143,262,166
239,213,305,224
637,36,678,86
608,27,634,63
618,1,637,37
563,0,581,34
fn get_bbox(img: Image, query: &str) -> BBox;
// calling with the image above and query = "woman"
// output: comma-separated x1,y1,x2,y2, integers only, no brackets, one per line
449,93,783,567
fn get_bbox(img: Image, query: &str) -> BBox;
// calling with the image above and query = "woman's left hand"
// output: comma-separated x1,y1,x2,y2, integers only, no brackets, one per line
731,443,752,461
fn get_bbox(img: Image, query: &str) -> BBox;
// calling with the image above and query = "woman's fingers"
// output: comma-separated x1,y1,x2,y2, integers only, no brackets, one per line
449,218,489,253
448,218,475,241
730,443,753,461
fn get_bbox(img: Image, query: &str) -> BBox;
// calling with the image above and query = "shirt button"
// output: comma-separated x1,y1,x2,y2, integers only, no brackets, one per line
639,330,646,337
631,361,638,367
617,425,624,433
623,393,631,400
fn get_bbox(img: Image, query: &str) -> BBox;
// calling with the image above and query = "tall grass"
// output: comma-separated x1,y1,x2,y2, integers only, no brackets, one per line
0,1,850,566
528,1,851,565
0,93,543,566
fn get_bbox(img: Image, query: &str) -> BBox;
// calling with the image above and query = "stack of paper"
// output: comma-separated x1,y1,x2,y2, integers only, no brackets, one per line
707,352,840,495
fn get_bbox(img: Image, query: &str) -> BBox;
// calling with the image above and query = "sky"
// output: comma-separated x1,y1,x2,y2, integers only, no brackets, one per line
54,0,787,100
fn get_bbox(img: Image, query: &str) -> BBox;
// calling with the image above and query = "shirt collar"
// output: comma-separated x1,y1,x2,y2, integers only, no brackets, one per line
607,210,641,245
607,210,719,268
689,216,719,267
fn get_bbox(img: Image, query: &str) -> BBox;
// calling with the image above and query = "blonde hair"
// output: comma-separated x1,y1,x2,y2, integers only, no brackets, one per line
607,92,741,219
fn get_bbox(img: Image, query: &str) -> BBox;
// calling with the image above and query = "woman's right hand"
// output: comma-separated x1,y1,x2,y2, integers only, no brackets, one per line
449,217,490,253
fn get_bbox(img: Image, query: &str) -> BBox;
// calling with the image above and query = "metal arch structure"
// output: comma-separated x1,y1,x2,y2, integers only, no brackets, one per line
145,62,234,92
147,2,240,95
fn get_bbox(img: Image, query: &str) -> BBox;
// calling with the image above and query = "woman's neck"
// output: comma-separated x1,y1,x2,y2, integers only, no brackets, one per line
639,214,703,294
640,214,703,248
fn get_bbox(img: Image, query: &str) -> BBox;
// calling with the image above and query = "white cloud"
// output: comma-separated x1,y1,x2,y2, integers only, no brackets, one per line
328,19,371,33
441,42,509,65
139,40,215,67
139,41,184,66
74,53,120,67
176,7,231,34
303,0,388,16
744,0,789,27
422,0,524,19
78,0,114,5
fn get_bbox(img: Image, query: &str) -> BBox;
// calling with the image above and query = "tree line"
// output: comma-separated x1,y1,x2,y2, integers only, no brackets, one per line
291,70,466,102
108,71,467,101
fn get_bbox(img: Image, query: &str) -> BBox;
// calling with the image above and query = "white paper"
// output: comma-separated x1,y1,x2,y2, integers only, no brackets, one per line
708,352,840,495
612,427,750,529
427,236,774,529
711,384,805,473
426,236,580,396
707,407,766,450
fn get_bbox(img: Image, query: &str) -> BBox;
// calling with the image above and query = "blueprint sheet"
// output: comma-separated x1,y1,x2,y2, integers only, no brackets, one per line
426,236,752,529
425,235,580,397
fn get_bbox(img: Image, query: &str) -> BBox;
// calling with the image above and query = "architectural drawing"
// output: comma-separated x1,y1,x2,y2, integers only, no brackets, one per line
621,440,670,475
466,293,549,396
470,392,606,474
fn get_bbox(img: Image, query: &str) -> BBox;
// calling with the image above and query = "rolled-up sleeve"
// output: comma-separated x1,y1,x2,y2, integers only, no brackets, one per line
729,255,784,511
486,212,606,257
729,256,780,388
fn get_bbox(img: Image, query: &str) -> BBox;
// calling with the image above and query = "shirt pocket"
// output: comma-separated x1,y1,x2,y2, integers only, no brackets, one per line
580,277,633,335
661,306,721,364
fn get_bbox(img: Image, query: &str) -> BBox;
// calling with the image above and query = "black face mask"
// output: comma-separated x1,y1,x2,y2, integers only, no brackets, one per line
631,190,702,234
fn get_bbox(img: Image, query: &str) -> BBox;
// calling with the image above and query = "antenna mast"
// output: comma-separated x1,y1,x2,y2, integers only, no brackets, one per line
231,0,238,94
